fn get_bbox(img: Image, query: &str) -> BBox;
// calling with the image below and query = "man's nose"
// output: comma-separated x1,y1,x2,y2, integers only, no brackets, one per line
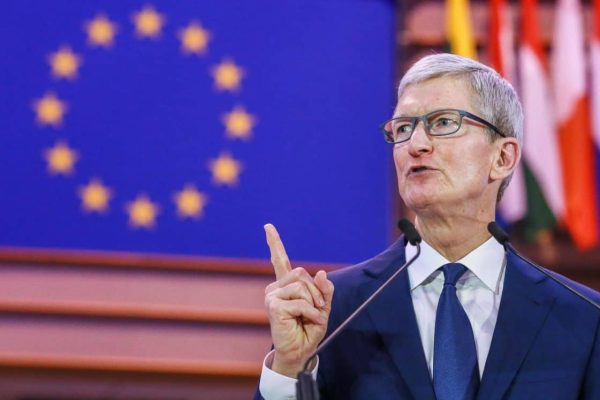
406,119,433,156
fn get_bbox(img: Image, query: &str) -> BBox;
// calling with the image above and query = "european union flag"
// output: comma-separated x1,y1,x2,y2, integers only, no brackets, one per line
0,0,395,264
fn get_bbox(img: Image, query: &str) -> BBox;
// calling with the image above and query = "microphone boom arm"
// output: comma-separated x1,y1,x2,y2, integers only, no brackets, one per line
296,219,422,400
302,242,422,372
487,222,600,311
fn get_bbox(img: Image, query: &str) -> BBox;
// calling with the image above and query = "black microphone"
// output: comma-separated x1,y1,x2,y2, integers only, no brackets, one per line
487,222,600,311
398,219,421,245
296,219,423,400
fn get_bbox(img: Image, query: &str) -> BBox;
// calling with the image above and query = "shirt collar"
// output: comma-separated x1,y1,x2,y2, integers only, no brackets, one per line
405,236,505,293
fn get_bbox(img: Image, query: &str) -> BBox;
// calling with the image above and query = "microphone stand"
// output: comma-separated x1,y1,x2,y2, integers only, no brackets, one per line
296,220,422,400
487,222,600,311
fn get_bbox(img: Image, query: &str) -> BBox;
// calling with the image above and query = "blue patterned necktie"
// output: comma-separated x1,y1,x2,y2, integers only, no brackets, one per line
433,263,479,400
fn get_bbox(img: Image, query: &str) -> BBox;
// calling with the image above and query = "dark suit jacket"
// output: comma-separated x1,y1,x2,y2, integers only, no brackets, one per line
256,237,600,399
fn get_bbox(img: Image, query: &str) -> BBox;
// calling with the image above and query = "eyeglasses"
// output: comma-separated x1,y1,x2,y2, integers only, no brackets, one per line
380,108,506,144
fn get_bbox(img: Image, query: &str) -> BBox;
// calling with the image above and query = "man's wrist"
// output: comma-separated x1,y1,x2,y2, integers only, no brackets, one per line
271,351,306,378
267,350,318,376
260,351,318,399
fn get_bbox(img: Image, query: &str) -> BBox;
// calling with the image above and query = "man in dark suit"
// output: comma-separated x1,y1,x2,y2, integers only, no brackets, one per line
256,53,600,399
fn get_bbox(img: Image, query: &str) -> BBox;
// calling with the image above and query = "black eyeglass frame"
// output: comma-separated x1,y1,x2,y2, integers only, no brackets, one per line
380,108,506,144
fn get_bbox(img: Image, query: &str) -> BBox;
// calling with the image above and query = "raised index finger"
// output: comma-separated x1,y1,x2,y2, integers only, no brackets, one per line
264,223,292,280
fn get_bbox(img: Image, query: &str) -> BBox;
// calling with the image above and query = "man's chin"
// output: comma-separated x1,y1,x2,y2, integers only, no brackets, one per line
402,196,438,213
400,189,444,209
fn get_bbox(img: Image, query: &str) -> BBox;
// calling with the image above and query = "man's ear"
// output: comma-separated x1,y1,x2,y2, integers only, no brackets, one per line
490,137,520,181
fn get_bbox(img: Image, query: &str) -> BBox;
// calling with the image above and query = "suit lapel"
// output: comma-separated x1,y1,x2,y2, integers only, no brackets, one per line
360,243,436,400
477,250,557,400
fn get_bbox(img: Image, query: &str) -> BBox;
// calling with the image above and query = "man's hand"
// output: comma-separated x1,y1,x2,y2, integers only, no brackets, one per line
263,223,334,378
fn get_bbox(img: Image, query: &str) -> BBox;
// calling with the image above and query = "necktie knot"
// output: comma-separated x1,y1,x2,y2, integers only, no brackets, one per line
441,263,467,287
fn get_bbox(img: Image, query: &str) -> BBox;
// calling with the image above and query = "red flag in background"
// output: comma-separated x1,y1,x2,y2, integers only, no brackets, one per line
552,0,599,249
515,0,566,242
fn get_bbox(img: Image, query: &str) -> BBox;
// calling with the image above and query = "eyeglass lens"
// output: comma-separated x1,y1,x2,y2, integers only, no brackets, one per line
385,110,462,143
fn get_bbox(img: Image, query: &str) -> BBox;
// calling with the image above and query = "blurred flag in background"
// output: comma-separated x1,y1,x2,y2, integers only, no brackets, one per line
592,0,600,250
490,0,527,226
552,0,599,250
446,0,477,58
447,0,600,251
0,0,395,264
516,0,563,244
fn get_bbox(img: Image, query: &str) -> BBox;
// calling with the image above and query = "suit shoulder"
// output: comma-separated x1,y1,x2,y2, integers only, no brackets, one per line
509,249,600,306
327,237,407,291
545,268,600,305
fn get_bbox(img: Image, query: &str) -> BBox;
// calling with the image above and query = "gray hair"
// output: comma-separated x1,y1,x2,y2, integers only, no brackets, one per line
397,53,523,202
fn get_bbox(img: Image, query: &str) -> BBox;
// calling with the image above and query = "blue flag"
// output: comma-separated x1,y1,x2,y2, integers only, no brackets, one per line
0,0,395,264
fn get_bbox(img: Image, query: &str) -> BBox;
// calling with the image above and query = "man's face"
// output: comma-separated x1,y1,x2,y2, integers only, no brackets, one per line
394,76,499,213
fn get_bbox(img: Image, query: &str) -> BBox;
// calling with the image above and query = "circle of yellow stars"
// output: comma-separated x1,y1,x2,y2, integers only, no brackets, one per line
32,5,257,230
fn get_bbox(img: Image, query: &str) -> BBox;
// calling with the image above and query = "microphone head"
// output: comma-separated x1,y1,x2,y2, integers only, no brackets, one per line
487,221,510,245
397,219,422,245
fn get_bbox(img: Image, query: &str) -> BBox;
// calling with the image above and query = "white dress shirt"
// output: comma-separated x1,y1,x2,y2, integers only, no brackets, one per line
259,237,506,399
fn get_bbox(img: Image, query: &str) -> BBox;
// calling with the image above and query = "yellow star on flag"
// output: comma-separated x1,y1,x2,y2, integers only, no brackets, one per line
173,184,208,219
48,46,82,79
132,5,164,38
44,141,78,175
79,179,112,213
85,14,117,47
211,59,244,91
126,194,160,229
208,152,242,186
222,106,256,140
33,92,67,127
178,22,211,55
